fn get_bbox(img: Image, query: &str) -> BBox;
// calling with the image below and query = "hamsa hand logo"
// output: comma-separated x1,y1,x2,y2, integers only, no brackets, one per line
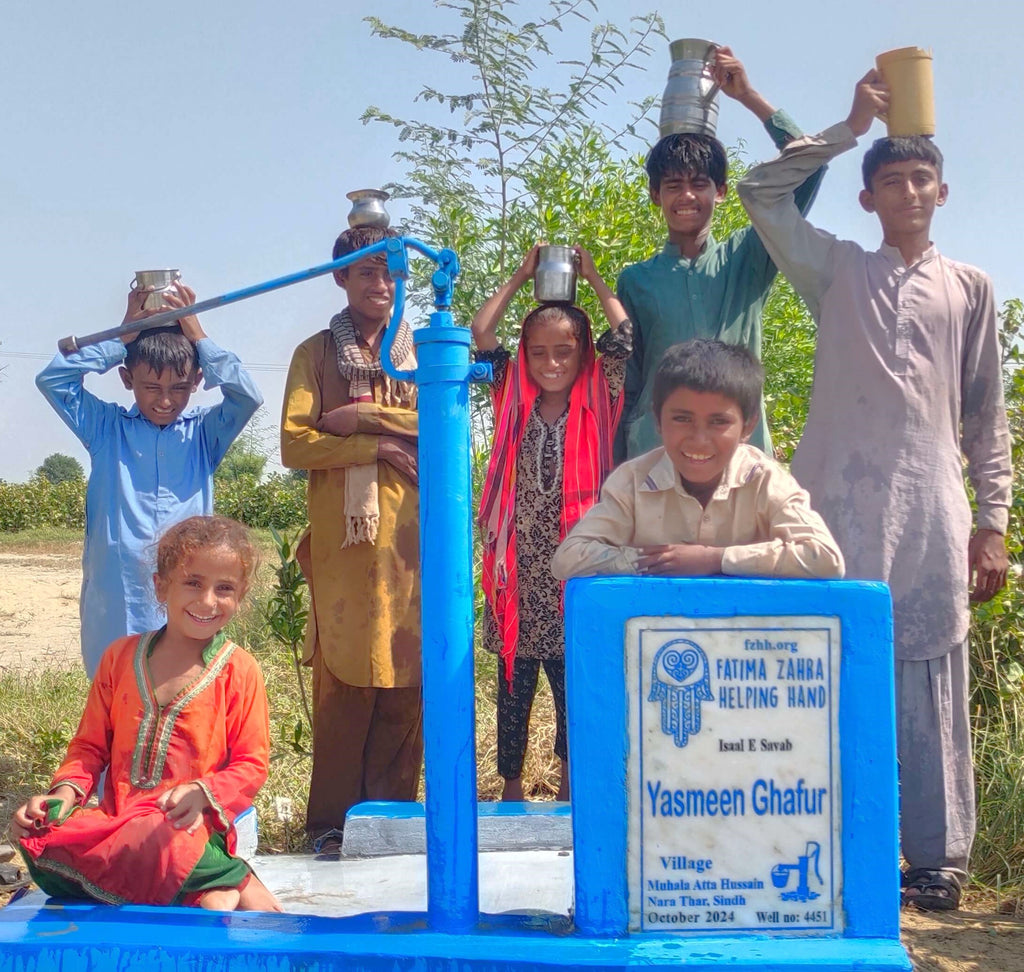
649,639,713,748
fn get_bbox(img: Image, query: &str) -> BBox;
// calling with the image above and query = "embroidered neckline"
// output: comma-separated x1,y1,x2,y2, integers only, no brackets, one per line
145,626,227,666
130,631,237,790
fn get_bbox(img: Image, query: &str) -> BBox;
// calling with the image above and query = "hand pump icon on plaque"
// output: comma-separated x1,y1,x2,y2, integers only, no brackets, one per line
771,842,824,903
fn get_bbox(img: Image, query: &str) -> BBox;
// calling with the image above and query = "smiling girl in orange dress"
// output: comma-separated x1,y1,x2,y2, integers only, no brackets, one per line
13,516,280,912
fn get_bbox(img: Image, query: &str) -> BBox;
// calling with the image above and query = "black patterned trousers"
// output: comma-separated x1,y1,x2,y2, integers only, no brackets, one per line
497,655,568,780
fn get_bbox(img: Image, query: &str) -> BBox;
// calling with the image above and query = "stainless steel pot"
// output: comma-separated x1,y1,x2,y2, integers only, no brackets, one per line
534,245,577,303
658,38,720,139
131,269,182,311
346,189,391,229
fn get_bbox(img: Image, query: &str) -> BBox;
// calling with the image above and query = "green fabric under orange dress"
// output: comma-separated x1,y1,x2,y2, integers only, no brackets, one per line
19,630,270,905
479,315,625,688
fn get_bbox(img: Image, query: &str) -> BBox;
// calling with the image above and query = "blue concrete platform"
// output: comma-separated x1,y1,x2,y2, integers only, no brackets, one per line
0,894,912,971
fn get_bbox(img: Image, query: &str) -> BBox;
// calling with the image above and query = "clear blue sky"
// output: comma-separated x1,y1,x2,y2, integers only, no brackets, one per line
2,0,1020,481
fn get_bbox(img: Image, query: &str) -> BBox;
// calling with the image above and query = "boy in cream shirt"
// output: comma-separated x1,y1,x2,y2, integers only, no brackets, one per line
552,339,843,581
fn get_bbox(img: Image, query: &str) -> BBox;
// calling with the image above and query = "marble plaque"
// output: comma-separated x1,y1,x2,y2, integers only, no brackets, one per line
626,616,842,934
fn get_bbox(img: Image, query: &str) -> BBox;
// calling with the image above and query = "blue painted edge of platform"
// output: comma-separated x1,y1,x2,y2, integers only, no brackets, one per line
564,577,902,943
0,901,911,971
346,800,571,822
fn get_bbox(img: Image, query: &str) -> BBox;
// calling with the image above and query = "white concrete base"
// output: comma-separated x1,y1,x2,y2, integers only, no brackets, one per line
341,801,573,857
251,849,574,918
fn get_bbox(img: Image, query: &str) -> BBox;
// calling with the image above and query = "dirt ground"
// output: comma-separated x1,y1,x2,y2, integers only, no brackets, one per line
1,547,1023,969
0,551,81,671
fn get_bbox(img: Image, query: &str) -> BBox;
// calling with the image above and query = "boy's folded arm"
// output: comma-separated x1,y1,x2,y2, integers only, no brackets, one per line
280,347,382,470
719,487,845,580
721,536,844,579
552,535,639,578
354,402,419,438
737,124,857,313
35,340,125,448
551,469,641,579
281,418,380,470
195,339,264,465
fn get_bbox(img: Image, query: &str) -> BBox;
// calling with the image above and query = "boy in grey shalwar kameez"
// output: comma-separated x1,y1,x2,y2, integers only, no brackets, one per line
737,71,1012,911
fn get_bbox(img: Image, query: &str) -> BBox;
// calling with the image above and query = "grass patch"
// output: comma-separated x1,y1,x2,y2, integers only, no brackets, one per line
970,591,1024,890
0,526,83,555
0,667,89,837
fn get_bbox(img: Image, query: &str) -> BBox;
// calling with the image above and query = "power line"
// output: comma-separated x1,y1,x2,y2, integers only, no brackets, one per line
0,350,288,372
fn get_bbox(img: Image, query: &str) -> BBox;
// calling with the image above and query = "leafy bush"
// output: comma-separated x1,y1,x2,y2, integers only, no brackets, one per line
0,472,306,533
968,298,1024,888
0,477,86,531
213,472,307,530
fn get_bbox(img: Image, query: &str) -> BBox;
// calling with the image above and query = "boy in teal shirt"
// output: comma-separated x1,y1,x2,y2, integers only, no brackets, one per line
616,47,822,460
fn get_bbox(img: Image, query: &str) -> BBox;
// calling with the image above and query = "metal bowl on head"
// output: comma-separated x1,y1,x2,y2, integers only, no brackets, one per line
346,189,391,229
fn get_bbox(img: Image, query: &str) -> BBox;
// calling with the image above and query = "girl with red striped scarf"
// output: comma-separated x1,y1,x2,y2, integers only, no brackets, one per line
474,245,633,801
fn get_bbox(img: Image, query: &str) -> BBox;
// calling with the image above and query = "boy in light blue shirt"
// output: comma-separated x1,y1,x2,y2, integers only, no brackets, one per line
36,281,263,677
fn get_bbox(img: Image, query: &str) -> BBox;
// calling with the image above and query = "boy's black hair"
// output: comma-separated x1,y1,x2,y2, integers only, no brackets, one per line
652,339,763,423
862,136,943,190
124,326,198,378
645,133,729,192
332,224,398,262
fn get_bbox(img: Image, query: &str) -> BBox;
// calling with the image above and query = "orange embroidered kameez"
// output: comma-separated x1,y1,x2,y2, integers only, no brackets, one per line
19,630,270,905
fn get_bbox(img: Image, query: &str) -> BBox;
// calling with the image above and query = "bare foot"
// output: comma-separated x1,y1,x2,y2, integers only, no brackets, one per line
556,759,570,802
198,888,240,911
501,777,525,801
238,873,283,913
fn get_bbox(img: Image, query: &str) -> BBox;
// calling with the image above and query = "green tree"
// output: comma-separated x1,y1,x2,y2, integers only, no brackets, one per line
37,453,84,484
215,440,268,483
364,1,662,452
214,411,272,484
363,1,815,459
363,0,664,282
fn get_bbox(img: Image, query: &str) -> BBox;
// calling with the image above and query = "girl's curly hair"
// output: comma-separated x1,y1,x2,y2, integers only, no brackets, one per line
155,515,259,587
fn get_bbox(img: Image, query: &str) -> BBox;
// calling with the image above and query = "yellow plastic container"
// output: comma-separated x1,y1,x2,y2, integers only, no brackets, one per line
876,47,935,137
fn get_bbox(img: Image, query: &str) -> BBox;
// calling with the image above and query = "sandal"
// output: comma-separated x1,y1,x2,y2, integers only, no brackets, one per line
312,828,344,860
901,868,961,912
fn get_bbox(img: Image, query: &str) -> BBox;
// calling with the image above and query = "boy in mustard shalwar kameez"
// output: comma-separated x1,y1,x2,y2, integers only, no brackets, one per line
281,226,422,851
